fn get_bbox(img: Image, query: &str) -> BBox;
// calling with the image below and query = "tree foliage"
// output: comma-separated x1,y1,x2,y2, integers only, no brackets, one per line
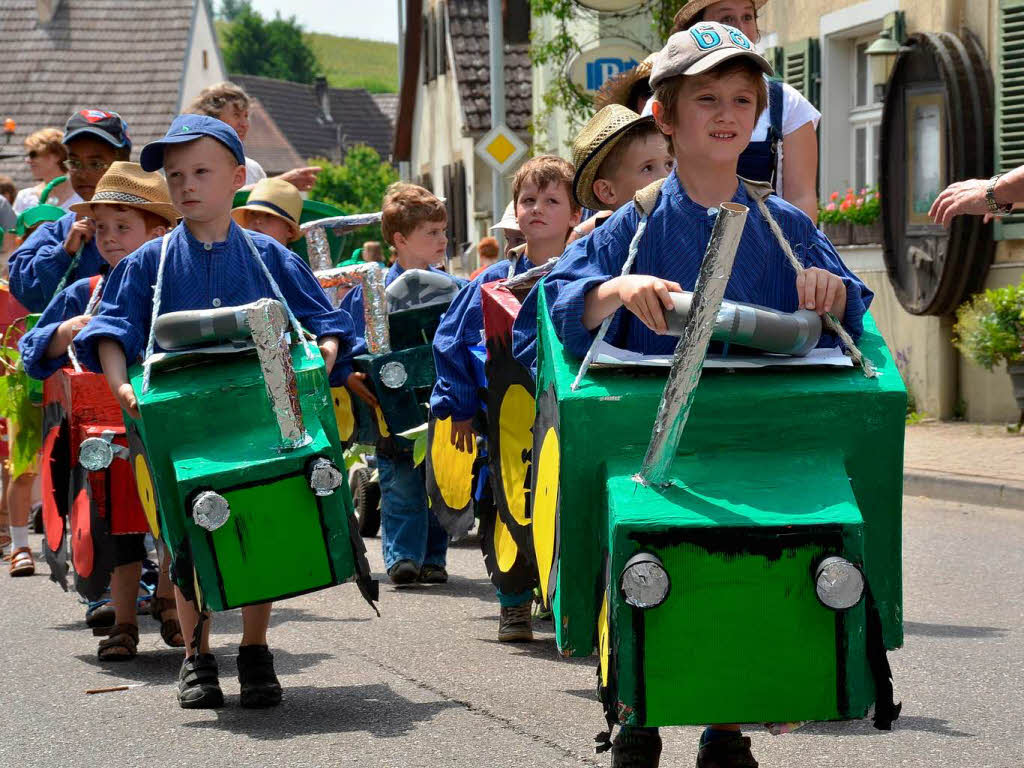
218,0,251,22
222,7,319,84
310,145,399,260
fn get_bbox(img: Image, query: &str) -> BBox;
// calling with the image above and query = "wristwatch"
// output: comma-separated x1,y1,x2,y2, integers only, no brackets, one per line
986,174,1014,216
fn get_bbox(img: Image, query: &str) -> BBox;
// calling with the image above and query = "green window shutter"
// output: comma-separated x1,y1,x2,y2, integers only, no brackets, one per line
996,0,1024,241
782,38,820,109
762,46,784,81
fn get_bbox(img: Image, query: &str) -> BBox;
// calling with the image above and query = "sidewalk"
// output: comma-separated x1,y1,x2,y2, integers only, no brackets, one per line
904,421,1024,510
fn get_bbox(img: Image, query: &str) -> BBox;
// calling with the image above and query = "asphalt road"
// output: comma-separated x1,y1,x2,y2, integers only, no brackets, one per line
0,496,1021,768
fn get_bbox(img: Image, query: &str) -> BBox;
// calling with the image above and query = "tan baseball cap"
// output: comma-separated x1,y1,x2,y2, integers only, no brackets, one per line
649,21,773,88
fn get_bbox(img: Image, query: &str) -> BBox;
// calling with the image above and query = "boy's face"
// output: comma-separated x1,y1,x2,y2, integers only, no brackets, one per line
164,137,246,223
243,209,292,246
92,206,164,267
394,219,448,268
659,71,758,167
218,102,250,143
516,181,579,244
503,230,526,259
65,137,119,201
595,135,674,209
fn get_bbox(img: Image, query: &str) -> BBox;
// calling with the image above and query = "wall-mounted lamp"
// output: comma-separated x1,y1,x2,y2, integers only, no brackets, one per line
866,11,910,97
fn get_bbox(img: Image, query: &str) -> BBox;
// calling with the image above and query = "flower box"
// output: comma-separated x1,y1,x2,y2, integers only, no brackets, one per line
821,220,852,246
852,221,883,245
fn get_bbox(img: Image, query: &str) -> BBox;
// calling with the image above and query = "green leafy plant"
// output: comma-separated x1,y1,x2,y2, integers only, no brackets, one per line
819,187,881,225
953,278,1024,371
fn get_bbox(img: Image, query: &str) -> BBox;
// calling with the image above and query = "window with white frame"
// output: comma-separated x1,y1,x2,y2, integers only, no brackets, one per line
850,36,883,192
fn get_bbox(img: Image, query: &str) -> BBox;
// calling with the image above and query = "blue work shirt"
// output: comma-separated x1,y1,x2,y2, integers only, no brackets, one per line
18,276,99,381
430,255,530,421
9,211,105,312
512,172,873,367
73,221,354,373
332,262,464,385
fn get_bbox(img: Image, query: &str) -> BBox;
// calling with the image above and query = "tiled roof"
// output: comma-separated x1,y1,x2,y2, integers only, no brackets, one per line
244,99,305,176
448,0,532,134
0,0,196,189
232,74,396,165
372,93,400,131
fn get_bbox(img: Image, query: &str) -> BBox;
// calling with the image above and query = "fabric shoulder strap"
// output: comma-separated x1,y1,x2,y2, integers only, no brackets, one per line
633,178,667,217
768,79,784,142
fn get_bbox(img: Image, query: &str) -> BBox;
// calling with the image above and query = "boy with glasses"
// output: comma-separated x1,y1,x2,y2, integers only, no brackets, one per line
8,110,131,312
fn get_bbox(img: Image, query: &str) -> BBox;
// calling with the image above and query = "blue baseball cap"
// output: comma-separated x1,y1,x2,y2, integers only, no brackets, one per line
140,114,245,172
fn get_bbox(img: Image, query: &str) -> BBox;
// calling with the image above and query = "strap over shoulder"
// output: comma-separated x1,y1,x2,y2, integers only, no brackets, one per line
632,178,667,217
739,177,775,202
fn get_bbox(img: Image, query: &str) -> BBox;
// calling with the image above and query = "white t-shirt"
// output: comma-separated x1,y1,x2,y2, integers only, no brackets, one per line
245,156,267,186
641,79,820,196
12,185,84,215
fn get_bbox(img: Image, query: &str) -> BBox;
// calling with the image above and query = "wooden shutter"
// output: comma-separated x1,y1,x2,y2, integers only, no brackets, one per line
437,3,448,77
454,161,467,252
443,163,455,260
996,0,1024,240
782,38,820,109
762,46,784,82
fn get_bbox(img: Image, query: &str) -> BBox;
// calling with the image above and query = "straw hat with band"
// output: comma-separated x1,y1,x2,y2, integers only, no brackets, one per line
594,53,657,112
572,105,656,212
231,177,303,243
70,161,179,228
671,0,769,33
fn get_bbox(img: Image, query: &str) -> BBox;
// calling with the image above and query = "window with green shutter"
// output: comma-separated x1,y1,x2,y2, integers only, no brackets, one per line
762,46,784,81
782,38,820,109
996,0,1024,240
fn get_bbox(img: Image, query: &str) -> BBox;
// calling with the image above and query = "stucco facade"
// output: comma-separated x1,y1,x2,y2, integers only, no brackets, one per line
178,0,228,112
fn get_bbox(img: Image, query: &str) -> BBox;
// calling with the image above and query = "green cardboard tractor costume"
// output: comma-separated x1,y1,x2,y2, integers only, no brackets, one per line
125,297,376,613
531,202,904,735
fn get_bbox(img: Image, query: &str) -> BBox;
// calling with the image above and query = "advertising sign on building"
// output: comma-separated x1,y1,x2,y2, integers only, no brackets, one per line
568,39,648,95
574,0,643,11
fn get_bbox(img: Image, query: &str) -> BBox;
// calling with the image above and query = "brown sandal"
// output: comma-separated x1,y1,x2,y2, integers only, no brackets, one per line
150,597,184,648
97,623,139,661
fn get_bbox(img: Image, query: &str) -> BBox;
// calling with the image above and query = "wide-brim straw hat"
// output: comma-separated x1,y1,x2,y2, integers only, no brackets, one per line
231,177,302,243
572,104,655,212
672,0,769,33
595,54,657,112
70,161,179,227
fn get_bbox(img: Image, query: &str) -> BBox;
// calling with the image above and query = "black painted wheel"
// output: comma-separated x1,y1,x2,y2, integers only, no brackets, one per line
351,466,381,538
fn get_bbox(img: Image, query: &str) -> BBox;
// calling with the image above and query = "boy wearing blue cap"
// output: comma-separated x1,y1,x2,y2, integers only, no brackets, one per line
74,114,355,710
8,110,132,311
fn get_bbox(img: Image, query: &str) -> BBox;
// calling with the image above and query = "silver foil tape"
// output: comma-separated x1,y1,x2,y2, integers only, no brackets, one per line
192,491,231,531
315,262,391,355
245,298,309,450
638,202,749,486
306,226,334,272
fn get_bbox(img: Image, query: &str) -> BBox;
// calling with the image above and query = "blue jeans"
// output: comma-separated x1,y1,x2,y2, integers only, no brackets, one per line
378,453,449,570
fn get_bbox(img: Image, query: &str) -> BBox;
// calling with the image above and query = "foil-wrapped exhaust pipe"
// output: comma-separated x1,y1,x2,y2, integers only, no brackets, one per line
315,262,390,354
662,293,822,357
245,299,308,450
638,202,748,486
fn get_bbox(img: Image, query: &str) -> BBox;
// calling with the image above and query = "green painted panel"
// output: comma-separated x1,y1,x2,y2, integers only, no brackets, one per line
995,0,1024,240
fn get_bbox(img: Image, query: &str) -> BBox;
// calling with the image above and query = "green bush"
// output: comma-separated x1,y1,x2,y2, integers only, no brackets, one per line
953,278,1024,371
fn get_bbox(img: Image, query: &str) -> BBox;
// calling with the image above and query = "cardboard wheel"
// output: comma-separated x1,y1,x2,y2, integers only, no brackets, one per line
69,463,115,601
425,416,476,539
478,489,538,595
351,466,381,537
484,332,536,552
125,423,160,540
331,386,358,445
530,384,561,609
39,403,70,589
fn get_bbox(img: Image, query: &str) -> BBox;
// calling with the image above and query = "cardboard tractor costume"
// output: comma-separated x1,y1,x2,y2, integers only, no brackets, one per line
126,295,376,613
532,205,904,732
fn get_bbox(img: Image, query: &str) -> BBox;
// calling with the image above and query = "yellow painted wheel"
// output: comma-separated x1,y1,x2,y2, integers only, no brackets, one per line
331,386,356,443
493,512,518,573
530,385,561,609
134,453,160,539
428,417,476,511
497,384,534,527
598,592,610,689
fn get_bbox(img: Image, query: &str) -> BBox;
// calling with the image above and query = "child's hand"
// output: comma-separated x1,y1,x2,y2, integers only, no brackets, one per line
317,336,339,372
796,268,846,317
115,382,140,420
58,314,92,344
63,216,95,256
449,419,475,453
346,372,378,408
616,275,682,333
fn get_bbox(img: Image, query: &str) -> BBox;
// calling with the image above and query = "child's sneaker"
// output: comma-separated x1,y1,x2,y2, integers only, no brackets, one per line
237,644,282,708
388,559,419,584
177,653,224,709
418,564,448,583
498,601,533,642
695,731,758,768
612,726,662,768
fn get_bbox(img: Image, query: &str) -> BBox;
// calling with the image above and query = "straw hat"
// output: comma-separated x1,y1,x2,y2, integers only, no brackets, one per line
70,162,178,227
672,0,769,34
231,177,302,242
594,54,657,112
572,105,655,212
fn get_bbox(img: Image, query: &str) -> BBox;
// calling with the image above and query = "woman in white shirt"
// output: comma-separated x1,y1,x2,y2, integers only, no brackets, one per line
672,0,821,223
12,127,82,214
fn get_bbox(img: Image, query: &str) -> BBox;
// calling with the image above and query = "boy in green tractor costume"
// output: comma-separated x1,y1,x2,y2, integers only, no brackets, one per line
74,115,362,710
531,23,901,768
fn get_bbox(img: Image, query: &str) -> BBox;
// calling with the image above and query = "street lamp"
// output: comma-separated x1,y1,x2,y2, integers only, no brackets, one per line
866,11,909,98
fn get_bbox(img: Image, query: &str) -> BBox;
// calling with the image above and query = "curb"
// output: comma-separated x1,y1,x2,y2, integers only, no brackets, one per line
903,469,1024,511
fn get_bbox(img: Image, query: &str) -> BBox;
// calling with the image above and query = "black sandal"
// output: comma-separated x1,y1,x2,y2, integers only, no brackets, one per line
97,623,139,662
150,597,184,648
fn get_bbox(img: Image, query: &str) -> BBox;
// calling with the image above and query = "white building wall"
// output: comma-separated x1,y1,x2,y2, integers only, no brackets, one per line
179,0,229,112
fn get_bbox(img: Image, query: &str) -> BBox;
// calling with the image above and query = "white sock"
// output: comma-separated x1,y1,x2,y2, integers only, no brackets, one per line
10,525,29,551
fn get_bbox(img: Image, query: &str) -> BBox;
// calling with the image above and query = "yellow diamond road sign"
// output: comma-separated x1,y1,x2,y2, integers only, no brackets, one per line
475,124,528,173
